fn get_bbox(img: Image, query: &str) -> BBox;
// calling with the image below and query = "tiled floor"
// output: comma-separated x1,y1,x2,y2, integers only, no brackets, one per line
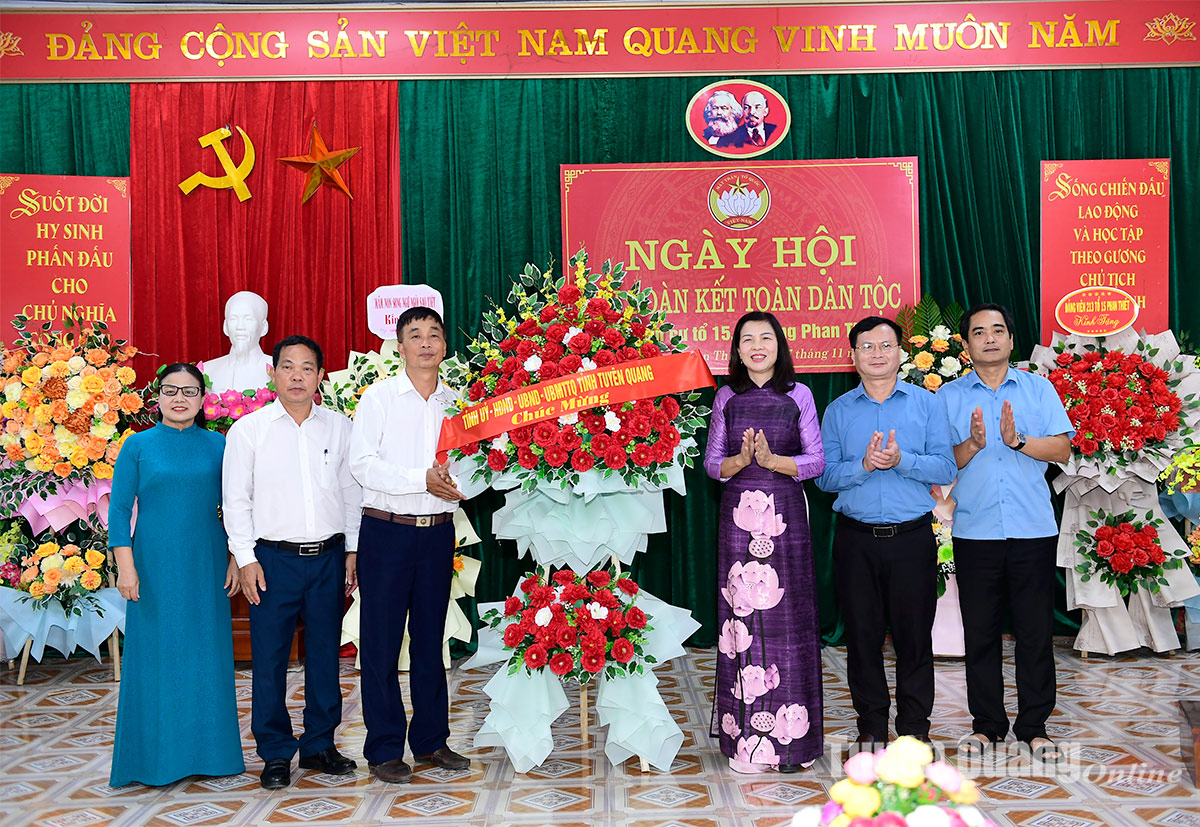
1,638,1197,826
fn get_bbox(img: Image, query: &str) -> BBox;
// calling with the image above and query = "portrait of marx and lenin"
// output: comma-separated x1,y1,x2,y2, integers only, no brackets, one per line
687,79,790,158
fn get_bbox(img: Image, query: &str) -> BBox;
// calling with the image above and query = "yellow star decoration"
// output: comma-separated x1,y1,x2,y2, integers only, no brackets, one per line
277,124,361,203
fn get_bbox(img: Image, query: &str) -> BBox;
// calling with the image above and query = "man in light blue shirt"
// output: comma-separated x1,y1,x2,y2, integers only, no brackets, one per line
817,316,956,752
939,303,1072,764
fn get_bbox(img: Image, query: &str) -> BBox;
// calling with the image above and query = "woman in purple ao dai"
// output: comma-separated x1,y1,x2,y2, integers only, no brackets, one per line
704,311,826,773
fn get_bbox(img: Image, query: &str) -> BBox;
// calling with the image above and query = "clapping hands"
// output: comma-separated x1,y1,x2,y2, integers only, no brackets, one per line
735,428,777,473
862,429,901,471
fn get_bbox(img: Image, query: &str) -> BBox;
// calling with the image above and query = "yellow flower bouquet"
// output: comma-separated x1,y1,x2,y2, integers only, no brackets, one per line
790,736,997,827
1,311,153,515
895,296,973,392
8,533,112,616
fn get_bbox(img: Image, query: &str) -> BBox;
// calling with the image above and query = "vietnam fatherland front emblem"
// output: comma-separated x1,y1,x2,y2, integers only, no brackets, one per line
708,169,770,231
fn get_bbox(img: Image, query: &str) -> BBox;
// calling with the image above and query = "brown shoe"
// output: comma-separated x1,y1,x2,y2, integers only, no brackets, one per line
368,758,412,783
414,747,469,771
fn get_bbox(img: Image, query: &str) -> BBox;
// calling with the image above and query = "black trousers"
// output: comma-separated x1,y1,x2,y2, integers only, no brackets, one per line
357,514,455,765
833,521,937,739
247,541,345,762
954,536,1057,742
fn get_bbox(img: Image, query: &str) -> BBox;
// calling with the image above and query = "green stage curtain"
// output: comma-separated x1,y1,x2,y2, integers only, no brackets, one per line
397,68,1199,646
0,83,130,176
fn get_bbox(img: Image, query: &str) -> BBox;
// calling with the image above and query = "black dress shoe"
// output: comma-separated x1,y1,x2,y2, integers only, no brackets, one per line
848,734,888,756
777,763,803,773
413,747,470,770
260,759,291,789
299,747,357,775
368,758,412,784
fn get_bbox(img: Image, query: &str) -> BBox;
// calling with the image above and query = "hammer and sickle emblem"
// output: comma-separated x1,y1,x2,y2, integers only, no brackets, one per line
178,126,256,202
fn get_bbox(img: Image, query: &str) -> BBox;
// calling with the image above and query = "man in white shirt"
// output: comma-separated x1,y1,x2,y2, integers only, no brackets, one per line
223,335,362,789
349,306,467,784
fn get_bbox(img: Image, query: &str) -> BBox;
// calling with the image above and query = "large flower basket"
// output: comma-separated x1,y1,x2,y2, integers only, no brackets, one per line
443,252,712,771
463,570,699,773
1029,329,1200,655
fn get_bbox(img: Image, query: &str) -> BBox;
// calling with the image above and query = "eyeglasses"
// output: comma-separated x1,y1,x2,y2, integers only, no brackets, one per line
854,341,898,354
160,384,202,398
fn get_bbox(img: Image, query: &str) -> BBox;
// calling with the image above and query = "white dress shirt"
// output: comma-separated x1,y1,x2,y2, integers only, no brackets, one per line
349,371,459,516
223,400,362,568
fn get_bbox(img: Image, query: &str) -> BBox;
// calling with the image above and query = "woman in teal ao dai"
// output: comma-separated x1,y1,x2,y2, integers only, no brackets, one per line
705,313,826,774
107,363,244,787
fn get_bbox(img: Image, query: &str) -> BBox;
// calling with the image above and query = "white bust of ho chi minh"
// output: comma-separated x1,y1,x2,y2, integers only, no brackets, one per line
202,291,273,393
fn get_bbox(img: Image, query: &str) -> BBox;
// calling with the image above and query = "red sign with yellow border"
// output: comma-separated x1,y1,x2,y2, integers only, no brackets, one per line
0,3,1196,82
0,175,131,343
1040,159,1170,342
562,159,920,374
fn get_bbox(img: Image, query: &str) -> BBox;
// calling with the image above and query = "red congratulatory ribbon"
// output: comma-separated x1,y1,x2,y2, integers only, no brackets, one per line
437,351,715,455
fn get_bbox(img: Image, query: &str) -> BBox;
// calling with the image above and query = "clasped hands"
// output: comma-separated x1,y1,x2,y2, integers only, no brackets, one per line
968,401,1020,450
736,428,781,473
426,460,464,502
862,430,901,471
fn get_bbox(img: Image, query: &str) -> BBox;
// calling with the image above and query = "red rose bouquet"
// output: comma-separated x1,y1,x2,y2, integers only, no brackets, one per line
480,565,653,685
447,250,708,489
1073,508,1187,597
1044,340,1188,464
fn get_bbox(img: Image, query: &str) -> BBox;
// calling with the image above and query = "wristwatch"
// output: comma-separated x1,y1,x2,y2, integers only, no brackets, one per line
1010,432,1027,451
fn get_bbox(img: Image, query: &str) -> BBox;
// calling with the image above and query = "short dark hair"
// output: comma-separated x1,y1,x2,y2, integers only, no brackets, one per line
157,362,208,430
959,303,1016,341
396,305,444,335
727,311,795,394
273,335,324,371
848,316,903,348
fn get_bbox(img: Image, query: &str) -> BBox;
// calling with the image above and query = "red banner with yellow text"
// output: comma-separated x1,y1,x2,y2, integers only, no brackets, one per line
0,2,1197,82
437,351,715,454
562,159,919,373
0,175,131,343
1040,159,1170,343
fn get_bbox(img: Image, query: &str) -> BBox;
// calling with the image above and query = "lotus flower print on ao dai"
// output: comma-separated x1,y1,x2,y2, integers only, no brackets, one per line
717,618,754,658
733,490,786,558
770,703,810,744
731,663,780,704
734,734,779,767
723,560,785,617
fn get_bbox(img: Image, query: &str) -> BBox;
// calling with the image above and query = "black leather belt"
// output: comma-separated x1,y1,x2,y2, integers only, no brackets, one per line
839,513,932,539
257,533,345,556
363,507,453,528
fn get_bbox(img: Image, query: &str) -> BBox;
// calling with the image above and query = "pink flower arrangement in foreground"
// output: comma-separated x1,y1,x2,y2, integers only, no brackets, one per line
790,736,998,827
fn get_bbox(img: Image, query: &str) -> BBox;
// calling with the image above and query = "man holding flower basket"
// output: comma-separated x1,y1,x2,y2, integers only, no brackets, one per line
348,306,470,784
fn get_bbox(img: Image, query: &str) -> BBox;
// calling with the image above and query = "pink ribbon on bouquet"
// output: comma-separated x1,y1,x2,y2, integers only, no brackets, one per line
16,479,114,535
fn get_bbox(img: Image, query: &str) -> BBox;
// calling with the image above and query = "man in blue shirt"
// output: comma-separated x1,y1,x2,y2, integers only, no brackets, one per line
939,303,1072,764
817,317,956,752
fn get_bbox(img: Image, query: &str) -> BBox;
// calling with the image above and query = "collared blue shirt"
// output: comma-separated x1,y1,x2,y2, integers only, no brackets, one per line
815,381,956,523
939,367,1074,540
